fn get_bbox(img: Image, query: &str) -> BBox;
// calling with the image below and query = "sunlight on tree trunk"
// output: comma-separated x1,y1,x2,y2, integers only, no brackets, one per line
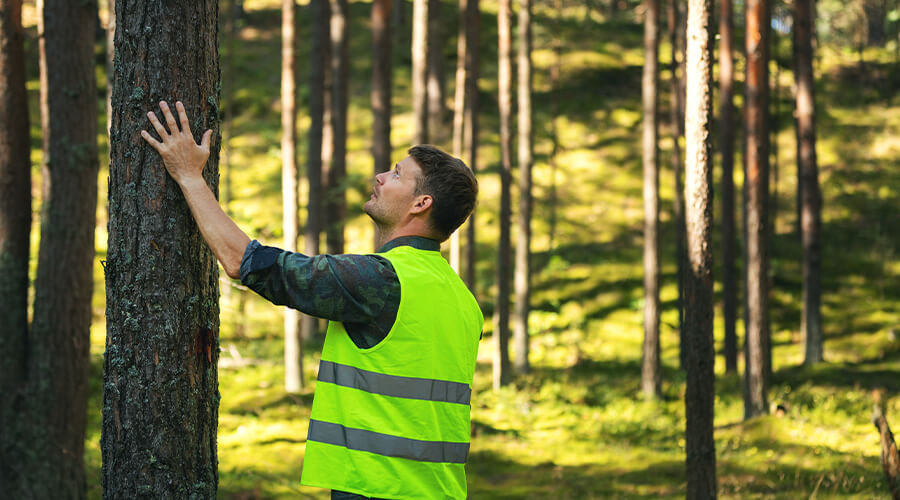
514,0,533,375
494,0,513,390
719,0,738,374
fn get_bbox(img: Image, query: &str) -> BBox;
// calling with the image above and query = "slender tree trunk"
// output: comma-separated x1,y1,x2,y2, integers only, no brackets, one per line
641,0,661,399
794,0,823,365
303,0,328,341
548,0,562,252
494,0,513,390
0,0,31,489
463,0,480,293
450,0,468,273
282,0,304,393
743,0,770,420
513,0,532,375
683,0,717,496
327,0,348,254
427,0,445,143
20,0,99,497
372,0,392,179
667,0,686,370
103,1,220,496
412,0,429,144
719,0,738,374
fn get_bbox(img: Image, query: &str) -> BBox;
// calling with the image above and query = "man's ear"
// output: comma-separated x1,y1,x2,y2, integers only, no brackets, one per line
410,194,433,215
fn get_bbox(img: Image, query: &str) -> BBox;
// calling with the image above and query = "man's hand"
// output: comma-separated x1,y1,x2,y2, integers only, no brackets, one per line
141,101,213,185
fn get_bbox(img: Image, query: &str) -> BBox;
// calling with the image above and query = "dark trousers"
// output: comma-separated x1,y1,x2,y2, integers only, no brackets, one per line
331,490,389,500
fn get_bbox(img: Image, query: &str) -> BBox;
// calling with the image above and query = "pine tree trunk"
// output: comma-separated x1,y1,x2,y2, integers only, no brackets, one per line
667,0,686,370
449,0,468,274
743,0,770,420
0,0,31,489
303,0,328,341
494,0,513,390
683,0,718,496
426,0,445,143
282,0,303,393
719,0,738,374
22,0,99,497
794,0,823,366
372,0,392,178
641,0,661,399
463,0,480,293
513,0,532,375
412,0,429,144
326,0,347,254
103,1,220,497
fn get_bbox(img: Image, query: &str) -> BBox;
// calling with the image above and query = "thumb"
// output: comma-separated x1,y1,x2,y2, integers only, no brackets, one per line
200,129,213,150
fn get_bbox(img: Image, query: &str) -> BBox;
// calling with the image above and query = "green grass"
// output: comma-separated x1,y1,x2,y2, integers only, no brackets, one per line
16,0,900,498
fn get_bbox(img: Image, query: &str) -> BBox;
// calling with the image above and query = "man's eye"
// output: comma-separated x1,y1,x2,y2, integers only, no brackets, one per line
392,170,400,178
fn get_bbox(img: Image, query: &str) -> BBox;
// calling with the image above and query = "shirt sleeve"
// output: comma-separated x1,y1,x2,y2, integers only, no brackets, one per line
239,240,397,324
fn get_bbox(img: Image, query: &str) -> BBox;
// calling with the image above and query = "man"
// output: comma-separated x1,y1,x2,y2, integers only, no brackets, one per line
141,101,483,500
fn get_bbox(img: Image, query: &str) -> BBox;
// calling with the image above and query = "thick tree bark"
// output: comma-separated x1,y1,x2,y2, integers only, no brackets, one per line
719,0,738,374
19,0,99,497
102,1,220,497
683,0,718,497
0,0,31,489
794,0,823,366
426,0,445,143
667,0,686,370
463,0,480,292
326,0,348,255
743,0,770,420
494,0,513,390
641,0,661,399
514,0,532,375
303,0,328,341
412,0,429,144
282,0,303,393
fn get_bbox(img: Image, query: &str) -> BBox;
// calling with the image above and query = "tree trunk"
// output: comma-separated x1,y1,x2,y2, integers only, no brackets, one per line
463,0,480,293
547,0,562,252
282,0,304,393
683,0,718,497
794,0,823,365
412,0,429,144
0,0,31,489
743,0,770,420
873,398,900,500
450,0,468,274
326,0,347,255
494,0,513,390
102,1,220,497
667,0,686,370
641,0,661,399
20,0,99,497
427,0,445,143
514,0,532,375
372,0,392,179
719,0,738,374
304,0,328,341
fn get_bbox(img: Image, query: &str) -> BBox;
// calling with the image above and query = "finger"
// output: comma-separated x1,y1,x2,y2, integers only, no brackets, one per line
159,101,179,133
200,129,213,150
140,130,163,150
176,101,193,136
147,111,169,138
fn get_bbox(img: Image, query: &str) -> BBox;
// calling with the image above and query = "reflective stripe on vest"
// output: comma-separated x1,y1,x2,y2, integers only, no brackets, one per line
317,360,472,405
308,419,470,464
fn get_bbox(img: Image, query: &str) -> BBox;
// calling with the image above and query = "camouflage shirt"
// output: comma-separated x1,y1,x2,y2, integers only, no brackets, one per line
239,236,442,349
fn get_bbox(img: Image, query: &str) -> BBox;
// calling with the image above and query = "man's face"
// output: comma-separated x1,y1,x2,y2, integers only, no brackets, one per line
364,156,422,227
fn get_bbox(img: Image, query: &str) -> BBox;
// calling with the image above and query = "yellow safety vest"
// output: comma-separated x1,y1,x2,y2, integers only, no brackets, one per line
300,245,483,499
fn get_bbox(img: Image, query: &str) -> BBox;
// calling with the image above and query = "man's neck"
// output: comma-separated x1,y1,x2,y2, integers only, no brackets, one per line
373,224,433,250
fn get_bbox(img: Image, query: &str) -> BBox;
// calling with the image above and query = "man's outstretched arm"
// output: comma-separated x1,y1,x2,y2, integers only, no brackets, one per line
141,100,250,278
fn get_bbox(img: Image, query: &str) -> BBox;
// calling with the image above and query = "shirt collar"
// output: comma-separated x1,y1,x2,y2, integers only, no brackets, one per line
377,235,441,253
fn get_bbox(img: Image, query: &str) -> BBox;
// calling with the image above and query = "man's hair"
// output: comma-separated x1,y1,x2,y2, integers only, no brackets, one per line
408,145,478,242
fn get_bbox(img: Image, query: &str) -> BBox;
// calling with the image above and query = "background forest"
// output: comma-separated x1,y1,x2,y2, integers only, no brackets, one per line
1,0,898,498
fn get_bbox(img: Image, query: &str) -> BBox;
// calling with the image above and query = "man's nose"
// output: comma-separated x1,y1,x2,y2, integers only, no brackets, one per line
375,172,387,184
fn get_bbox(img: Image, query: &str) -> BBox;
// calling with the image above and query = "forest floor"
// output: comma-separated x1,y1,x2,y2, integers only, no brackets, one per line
18,0,899,498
